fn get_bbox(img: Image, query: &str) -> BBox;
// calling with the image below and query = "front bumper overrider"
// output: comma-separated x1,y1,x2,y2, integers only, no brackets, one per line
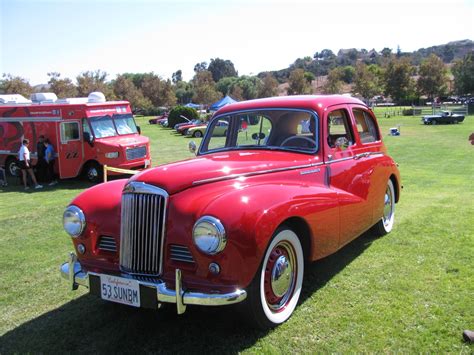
60,253,247,314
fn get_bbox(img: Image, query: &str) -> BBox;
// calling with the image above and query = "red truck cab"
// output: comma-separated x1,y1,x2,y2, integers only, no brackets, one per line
0,92,151,182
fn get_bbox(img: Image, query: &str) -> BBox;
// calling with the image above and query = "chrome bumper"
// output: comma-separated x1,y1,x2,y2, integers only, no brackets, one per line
60,253,247,314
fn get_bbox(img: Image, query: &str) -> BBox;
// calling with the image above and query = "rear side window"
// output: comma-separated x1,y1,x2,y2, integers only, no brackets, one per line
327,109,354,148
352,109,380,143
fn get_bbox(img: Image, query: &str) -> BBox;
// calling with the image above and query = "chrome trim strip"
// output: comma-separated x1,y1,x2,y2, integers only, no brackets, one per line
192,162,324,186
326,152,384,164
60,256,247,312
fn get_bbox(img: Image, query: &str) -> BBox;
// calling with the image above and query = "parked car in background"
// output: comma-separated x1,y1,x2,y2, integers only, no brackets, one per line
422,111,465,125
176,120,205,135
186,120,228,138
149,114,168,125
60,95,401,329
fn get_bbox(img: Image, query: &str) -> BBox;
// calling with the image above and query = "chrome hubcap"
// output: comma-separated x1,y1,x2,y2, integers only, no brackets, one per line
271,255,292,297
264,241,296,312
88,168,98,180
383,186,393,226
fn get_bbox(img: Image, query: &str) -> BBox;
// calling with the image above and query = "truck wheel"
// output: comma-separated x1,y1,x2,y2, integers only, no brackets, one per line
193,131,203,138
372,179,395,237
6,158,20,177
244,227,304,329
84,162,103,183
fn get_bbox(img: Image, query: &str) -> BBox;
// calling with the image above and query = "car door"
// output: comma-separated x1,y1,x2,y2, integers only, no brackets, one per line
57,120,84,178
323,105,373,247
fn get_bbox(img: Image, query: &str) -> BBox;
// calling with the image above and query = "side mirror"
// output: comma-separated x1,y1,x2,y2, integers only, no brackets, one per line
137,126,141,134
188,141,197,155
83,132,94,146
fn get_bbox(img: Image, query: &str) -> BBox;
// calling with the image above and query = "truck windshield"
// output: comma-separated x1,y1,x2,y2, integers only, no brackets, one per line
90,114,138,138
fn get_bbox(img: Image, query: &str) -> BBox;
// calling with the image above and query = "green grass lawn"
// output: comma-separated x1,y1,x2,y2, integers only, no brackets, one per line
0,112,473,352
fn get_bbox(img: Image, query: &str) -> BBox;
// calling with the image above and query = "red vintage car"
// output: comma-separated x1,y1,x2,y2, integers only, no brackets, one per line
61,95,401,328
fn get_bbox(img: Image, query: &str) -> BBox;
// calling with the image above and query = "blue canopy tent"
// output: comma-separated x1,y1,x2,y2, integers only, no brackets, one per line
185,102,200,109
210,95,237,111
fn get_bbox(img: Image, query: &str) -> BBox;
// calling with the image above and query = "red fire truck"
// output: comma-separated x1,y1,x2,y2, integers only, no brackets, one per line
0,92,151,182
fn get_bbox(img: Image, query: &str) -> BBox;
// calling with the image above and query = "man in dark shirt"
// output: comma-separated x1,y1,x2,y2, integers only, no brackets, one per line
36,135,47,182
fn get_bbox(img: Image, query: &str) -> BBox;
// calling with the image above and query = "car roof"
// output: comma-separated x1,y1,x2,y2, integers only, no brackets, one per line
215,95,367,116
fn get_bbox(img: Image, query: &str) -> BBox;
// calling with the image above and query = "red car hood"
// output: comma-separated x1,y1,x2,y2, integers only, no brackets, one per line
131,150,319,194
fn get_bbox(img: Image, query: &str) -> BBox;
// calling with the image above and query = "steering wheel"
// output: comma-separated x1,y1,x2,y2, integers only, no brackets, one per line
280,136,316,148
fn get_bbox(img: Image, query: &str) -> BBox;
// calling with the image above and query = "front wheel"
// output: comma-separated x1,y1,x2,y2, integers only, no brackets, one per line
83,161,103,183
192,130,203,138
244,228,304,329
372,179,395,237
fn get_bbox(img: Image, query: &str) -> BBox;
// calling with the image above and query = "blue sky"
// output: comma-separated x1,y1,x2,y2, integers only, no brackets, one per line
1,0,473,85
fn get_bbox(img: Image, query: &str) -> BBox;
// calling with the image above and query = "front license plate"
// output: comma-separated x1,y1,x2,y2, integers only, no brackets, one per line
100,275,140,307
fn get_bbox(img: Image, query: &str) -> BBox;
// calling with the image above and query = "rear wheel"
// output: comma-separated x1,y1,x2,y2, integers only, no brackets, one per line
6,157,20,177
244,228,304,329
372,179,395,237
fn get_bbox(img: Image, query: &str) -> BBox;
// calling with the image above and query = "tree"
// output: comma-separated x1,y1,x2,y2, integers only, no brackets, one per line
452,53,474,95
0,74,33,97
208,58,238,82
381,47,392,58
113,75,152,111
47,72,77,98
172,70,182,83
216,77,238,96
353,63,381,100
383,57,415,104
288,69,311,95
232,76,259,100
194,62,208,73
258,73,279,98
140,73,176,107
76,70,114,98
175,81,195,104
417,54,448,100
192,70,221,105
322,68,343,94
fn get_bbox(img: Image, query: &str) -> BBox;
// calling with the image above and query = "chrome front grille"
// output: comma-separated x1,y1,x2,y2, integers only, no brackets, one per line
98,235,117,252
126,146,147,160
170,245,195,263
119,182,168,276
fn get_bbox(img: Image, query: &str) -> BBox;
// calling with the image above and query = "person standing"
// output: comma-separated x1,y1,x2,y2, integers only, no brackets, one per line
19,139,43,190
44,138,58,186
36,135,47,182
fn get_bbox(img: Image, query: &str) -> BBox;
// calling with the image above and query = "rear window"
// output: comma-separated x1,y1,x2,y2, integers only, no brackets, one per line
352,109,380,143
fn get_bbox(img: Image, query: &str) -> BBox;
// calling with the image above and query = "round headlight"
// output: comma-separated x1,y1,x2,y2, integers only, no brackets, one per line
193,216,226,255
63,205,86,238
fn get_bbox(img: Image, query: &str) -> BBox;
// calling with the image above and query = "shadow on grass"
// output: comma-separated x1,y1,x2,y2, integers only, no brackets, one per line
0,232,376,353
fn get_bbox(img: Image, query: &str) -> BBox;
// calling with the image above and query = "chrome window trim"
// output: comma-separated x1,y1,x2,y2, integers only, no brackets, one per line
198,108,320,156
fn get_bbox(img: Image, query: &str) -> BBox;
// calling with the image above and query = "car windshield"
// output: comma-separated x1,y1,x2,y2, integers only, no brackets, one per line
90,114,138,138
114,114,138,135
200,109,318,154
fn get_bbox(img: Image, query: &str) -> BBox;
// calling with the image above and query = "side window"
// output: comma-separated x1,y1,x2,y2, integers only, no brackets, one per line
327,109,354,148
60,122,79,142
82,119,91,135
353,109,380,143
207,117,230,151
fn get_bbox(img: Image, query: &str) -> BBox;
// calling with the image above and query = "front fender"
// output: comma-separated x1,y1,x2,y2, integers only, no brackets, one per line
67,179,128,270
165,181,338,291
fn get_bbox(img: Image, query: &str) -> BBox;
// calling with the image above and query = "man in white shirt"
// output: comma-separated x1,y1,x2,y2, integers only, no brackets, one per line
18,139,43,190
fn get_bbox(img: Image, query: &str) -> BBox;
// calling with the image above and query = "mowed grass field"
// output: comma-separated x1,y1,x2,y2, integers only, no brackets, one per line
0,109,473,353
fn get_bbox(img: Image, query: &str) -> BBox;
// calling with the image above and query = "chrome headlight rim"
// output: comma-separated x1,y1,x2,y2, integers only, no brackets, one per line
63,205,86,238
192,216,227,255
